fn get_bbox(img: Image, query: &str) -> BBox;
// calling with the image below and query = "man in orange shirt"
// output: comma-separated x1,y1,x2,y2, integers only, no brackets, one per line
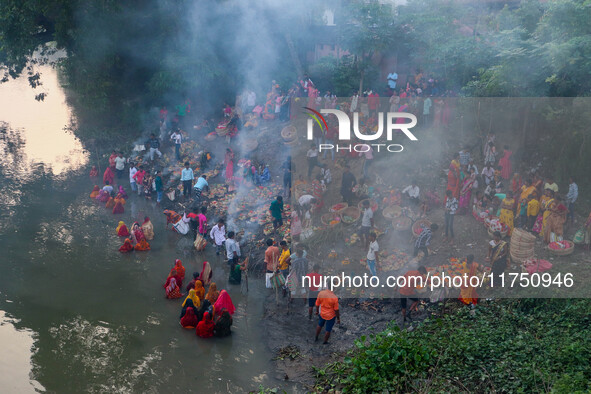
264,239,281,288
315,288,340,344
398,266,427,322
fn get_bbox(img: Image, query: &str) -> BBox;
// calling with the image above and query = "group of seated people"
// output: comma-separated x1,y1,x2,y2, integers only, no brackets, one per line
117,218,154,252
90,182,127,214
163,259,235,338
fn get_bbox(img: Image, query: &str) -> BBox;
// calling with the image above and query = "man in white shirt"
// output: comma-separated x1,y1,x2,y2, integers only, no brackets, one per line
402,181,420,205
366,232,379,277
225,231,241,264
246,90,256,112
481,164,495,186
180,161,194,198
210,219,226,255
129,163,138,193
102,181,114,194
359,200,374,248
114,152,126,180
170,129,182,161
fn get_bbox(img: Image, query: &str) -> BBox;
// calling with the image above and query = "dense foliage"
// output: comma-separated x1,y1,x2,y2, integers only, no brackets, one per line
314,299,591,393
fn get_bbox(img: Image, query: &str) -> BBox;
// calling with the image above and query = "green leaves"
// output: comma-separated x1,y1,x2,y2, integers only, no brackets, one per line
315,300,591,393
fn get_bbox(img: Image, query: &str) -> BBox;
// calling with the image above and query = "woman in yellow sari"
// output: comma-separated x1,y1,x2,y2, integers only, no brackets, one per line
541,190,555,236
205,282,220,304
499,191,515,235
459,255,478,305
520,179,536,202
182,289,201,309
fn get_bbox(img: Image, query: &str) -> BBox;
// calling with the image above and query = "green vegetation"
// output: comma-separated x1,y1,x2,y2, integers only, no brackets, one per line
314,299,591,393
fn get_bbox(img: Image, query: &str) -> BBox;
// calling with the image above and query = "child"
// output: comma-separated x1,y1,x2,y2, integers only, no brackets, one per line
527,193,540,230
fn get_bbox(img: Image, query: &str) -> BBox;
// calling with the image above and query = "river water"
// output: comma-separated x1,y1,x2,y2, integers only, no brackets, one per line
0,66,287,392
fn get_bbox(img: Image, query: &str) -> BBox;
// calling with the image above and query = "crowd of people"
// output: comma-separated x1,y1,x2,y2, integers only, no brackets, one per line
85,68,591,347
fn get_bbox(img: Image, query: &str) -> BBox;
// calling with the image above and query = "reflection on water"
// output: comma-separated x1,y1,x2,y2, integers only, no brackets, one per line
0,311,44,393
0,64,87,176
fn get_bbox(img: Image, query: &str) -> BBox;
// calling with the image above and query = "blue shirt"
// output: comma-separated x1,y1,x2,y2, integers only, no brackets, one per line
194,177,208,190
181,168,194,181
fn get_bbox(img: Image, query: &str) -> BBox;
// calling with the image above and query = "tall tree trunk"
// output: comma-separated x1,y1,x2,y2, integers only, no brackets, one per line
359,69,364,95
284,33,303,78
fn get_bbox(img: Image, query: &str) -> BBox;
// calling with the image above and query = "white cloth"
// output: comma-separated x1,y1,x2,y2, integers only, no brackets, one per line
298,195,315,206
210,225,226,245
225,238,241,259
247,91,256,107
114,157,126,171
265,273,274,288
129,167,138,183
402,185,420,199
361,208,373,227
102,185,113,193
171,132,182,145
307,149,318,158
367,240,379,260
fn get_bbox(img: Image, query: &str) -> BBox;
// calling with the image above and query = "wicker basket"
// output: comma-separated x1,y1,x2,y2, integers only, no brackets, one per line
411,219,432,238
216,126,229,136
548,240,574,256
321,212,341,226
358,199,378,212
340,207,361,225
382,205,402,220
244,138,258,152
205,132,217,141
393,216,412,232
281,125,298,142
330,202,348,213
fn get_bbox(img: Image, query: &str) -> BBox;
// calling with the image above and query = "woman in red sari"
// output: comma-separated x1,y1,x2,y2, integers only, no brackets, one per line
103,167,115,185
498,145,512,180
171,259,186,282
164,270,183,299
89,166,98,178
458,171,475,214
119,238,134,253
196,312,215,338
213,290,235,316
112,193,125,214
180,307,198,329
134,238,151,251
446,154,461,200
131,222,145,244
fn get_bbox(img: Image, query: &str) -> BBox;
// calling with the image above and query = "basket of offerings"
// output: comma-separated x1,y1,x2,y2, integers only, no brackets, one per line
484,216,500,229
487,222,509,238
358,199,378,212
382,205,402,220
411,219,432,238
548,240,574,256
330,202,348,213
281,125,298,143
393,216,412,233
339,207,361,225
321,212,341,227
216,121,230,136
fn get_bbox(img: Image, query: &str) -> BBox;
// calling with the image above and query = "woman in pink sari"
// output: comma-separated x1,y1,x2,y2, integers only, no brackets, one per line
459,171,476,214
224,148,234,183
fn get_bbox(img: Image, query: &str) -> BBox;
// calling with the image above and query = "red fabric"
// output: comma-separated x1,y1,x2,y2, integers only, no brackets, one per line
214,290,235,315
446,164,460,199
196,312,214,338
119,239,134,253
112,201,124,214
108,153,117,168
117,225,130,237
103,167,114,185
499,150,512,180
180,308,198,328
172,260,186,281
368,93,379,110
89,166,98,177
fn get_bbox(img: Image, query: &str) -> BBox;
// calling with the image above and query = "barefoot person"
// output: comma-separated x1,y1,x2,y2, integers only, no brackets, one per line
315,288,340,344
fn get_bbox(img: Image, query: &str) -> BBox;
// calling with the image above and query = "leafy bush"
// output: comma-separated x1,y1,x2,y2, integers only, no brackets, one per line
315,299,591,393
